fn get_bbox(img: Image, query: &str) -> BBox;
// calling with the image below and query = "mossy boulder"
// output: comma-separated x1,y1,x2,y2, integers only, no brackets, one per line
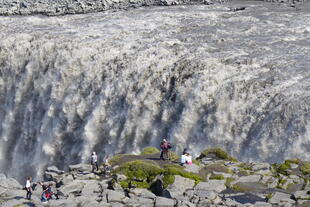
301,162,310,175
198,147,238,162
163,164,204,185
116,160,163,182
203,163,233,175
140,147,160,155
275,159,300,175
114,160,164,189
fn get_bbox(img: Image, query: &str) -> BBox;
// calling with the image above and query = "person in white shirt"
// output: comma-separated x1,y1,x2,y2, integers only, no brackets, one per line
181,154,187,166
25,177,32,200
91,152,99,172
185,153,192,165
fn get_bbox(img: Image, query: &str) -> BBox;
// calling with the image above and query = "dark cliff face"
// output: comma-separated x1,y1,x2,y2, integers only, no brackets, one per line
0,1,310,181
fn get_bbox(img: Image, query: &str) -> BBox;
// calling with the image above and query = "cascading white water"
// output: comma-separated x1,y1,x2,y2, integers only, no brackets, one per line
0,1,310,182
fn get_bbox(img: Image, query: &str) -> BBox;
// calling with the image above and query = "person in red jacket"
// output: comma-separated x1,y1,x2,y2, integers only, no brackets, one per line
160,139,171,160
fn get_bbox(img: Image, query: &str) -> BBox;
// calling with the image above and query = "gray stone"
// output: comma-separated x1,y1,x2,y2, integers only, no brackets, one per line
58,180,85,197
177,200,196,207
106,190,126,203
294,190,310,200
231,175,261,185
129,188,156,199
167,175,195,197
194,190,217,200
269,192,295,204
155,196,175,207
252,163,270,171
184,164,201,174
69,163,92,172
254,202,272,207
46,166,65,174
0,177,22,189
81,180,101,196
49,199,79,207
74,196,101,207
195,180,226,193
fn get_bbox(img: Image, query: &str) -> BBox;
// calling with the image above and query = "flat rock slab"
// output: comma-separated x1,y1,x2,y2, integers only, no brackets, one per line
184,164,201,174
254,201,272,207
155,197,175,207
269,192,295,204
232,175,261,184
195,180,226,193
130,188,156,199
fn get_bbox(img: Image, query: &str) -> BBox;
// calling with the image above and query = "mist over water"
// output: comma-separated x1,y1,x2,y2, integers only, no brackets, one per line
0,1,310,182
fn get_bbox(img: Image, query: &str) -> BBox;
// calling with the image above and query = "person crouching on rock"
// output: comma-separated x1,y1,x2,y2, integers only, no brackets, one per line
91,151,99,172
25,177,32,200
38,182,48,203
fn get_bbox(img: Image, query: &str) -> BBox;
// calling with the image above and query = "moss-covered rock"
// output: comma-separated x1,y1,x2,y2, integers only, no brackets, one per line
163,164,204,185
115,160,163,183
209,174,225,180
198,147,237,162
140,147,160,155
301,162,310,175
203,163,233,175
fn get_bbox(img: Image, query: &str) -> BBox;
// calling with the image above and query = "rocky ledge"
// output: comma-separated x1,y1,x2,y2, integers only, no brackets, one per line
0,147,310,207
0,0,227,16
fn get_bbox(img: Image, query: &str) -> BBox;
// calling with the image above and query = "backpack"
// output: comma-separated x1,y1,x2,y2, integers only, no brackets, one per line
167,143,172,149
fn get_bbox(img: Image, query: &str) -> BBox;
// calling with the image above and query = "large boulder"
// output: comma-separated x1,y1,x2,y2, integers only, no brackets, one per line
167,175,195,197
81,180,101,196
194,180,226,193
46,166,65,174
57,180,85,197
69,164,92,173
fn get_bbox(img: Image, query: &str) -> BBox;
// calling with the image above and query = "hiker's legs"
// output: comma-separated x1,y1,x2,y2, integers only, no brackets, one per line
26,189,31,200
160,150,164,160
167,150,171,160
96,162,99,171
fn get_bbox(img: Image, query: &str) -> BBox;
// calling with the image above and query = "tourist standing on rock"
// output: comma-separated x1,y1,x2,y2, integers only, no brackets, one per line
160,139,171,160
91,151,99,172
25,177,32,200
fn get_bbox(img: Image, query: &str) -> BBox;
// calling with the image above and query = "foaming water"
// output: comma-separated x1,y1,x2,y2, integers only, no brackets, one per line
0,2,310,181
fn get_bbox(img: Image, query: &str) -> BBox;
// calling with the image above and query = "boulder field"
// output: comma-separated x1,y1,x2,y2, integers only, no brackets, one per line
0,147,309,207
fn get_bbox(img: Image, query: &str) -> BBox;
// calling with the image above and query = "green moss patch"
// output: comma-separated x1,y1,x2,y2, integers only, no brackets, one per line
301,162,310,175
164,165,204,185
225,177,235,187
140,147,160,155
114,160,204,189
210,174,225,180
198,147,237,162
115,160,163,182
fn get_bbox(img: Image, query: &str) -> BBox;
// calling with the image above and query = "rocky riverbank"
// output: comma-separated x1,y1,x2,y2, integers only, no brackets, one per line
0,0,225,16
0,147,309,207
1,0,307,16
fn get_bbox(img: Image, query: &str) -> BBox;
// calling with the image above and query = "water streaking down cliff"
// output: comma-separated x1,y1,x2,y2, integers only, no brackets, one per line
0,1,310,182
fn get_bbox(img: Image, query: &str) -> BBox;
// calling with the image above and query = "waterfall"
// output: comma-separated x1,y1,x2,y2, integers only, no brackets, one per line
0,3,309,182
